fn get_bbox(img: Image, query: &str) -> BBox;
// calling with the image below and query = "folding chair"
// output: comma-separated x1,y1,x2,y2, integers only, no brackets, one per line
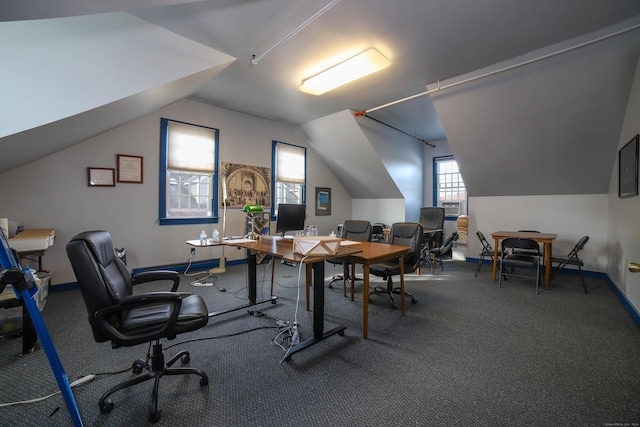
550,236,589,294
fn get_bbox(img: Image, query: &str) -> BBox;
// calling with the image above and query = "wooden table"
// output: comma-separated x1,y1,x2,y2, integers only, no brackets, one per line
229,237,362,360
490,231,557,290
337,242,410,339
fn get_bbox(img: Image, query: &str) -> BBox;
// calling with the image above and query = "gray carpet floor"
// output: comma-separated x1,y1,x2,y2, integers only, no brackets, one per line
0,259,639,426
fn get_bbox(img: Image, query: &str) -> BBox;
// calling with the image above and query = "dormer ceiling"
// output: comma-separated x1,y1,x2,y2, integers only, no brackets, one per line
1,1,640,197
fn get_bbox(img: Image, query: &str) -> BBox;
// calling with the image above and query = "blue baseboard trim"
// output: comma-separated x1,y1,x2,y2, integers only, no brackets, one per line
466,258,640,327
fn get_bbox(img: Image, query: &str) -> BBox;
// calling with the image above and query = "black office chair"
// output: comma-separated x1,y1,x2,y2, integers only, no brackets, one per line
475,230,501,277
66,230,209,423
327,220,371,297
550,235,589,294
428,231,459,274
418,207,445,266
369,222,424,309
499,237,542,294
371,223,386,242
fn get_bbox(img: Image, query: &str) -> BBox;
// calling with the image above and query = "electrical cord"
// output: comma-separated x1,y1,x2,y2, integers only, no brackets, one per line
0,374,96,408
279,256,307,363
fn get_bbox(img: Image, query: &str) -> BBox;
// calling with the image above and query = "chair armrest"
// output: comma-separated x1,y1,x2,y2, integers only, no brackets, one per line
93,292,183,346
132,270,180,292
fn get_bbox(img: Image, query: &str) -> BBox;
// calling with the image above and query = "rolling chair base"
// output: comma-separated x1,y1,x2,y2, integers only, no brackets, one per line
99,341,208,423
369,279,417,310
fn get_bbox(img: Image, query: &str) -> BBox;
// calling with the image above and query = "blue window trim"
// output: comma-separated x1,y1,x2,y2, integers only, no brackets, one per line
158,118,219,226
432,155,460,221
271,140,306,222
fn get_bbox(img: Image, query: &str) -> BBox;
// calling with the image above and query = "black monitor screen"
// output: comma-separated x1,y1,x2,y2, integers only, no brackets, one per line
275,204,306,235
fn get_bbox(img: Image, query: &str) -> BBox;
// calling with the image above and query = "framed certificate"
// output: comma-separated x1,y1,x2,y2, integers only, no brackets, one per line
87,167,115,187
117,154,143,183
619,134,638,199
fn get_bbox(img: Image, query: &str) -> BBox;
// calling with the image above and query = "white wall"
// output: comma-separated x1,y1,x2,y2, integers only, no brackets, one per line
468,195,609,272
352,198,405,228
607,56,640,313
0,99,351,285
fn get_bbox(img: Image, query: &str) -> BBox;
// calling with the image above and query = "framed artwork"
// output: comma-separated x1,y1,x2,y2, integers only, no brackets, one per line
619,134,639,198
87,167,115,187
315,187,331,216
220,162,271,208
117,154,143,183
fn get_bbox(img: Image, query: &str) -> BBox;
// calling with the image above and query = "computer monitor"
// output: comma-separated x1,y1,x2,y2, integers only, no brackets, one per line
275,204,306,236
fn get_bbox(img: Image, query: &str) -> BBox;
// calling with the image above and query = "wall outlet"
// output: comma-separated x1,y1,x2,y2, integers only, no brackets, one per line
190,247,196,255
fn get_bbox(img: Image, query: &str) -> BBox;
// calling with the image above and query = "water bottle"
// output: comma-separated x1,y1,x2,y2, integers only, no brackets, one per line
305,226,312,236
311,225,318,236
211,229,220,243
199,230,207,245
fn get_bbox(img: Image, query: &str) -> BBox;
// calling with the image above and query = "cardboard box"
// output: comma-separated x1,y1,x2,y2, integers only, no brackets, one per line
293,236,341,256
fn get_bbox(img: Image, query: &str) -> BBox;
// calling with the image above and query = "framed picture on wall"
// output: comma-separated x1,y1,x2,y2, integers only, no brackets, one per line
87,167,115,187
316,187,331,216
117,154,143,183
619,134,638,198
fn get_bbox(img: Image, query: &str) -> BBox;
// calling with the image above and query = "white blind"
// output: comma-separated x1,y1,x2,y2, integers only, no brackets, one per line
167,121,215,173
276,143,305,183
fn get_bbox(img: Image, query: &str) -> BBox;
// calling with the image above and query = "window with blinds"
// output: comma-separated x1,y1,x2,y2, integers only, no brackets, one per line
272,141,306,215
159,119,219,225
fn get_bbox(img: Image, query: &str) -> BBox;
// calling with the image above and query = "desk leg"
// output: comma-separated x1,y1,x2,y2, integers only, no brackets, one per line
544,242,552,290
492,239,499,281
305,264,312,312
399,255,405,316
207,249,277,318
284,261,346,361
363,264,369,339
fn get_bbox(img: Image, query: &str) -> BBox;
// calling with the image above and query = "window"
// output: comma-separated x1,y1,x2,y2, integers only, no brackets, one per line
433,156,467,218
271,141,306,219
159,118,219,225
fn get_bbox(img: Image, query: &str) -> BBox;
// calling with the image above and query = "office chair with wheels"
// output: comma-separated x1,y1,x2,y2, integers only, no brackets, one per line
371,223,386,242
550,235,589,293
475,230,502,276
428,231,459,274
369,222,424,309
326,220,371,296
66,230,209,423
499,237,542,294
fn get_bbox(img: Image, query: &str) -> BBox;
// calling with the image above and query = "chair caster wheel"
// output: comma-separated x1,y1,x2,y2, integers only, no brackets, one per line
132,361,145,374
411,299,417,304
181,353,190,365
338,330,345,336
200,376,209,386
284,355,291,362
271,299,277,305
100,399,114,413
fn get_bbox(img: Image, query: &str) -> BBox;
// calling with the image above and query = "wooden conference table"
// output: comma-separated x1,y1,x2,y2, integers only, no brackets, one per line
490,231,557,290
229,237,362,360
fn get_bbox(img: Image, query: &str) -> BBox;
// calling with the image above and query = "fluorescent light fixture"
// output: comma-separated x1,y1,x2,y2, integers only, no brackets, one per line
299,48,390,95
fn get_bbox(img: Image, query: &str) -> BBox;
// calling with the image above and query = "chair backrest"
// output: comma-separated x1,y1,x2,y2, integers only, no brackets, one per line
389,222,424,270
502,237,540,255
571,235,589,255
419,207,445,230
476,230,493,253
438,232,459,254
66,230,133,341
340,220,372,242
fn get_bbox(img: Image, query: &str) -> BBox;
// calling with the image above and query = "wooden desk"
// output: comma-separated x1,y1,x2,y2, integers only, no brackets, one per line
229,237,362,360
490,231,557,290
342,242,410,339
